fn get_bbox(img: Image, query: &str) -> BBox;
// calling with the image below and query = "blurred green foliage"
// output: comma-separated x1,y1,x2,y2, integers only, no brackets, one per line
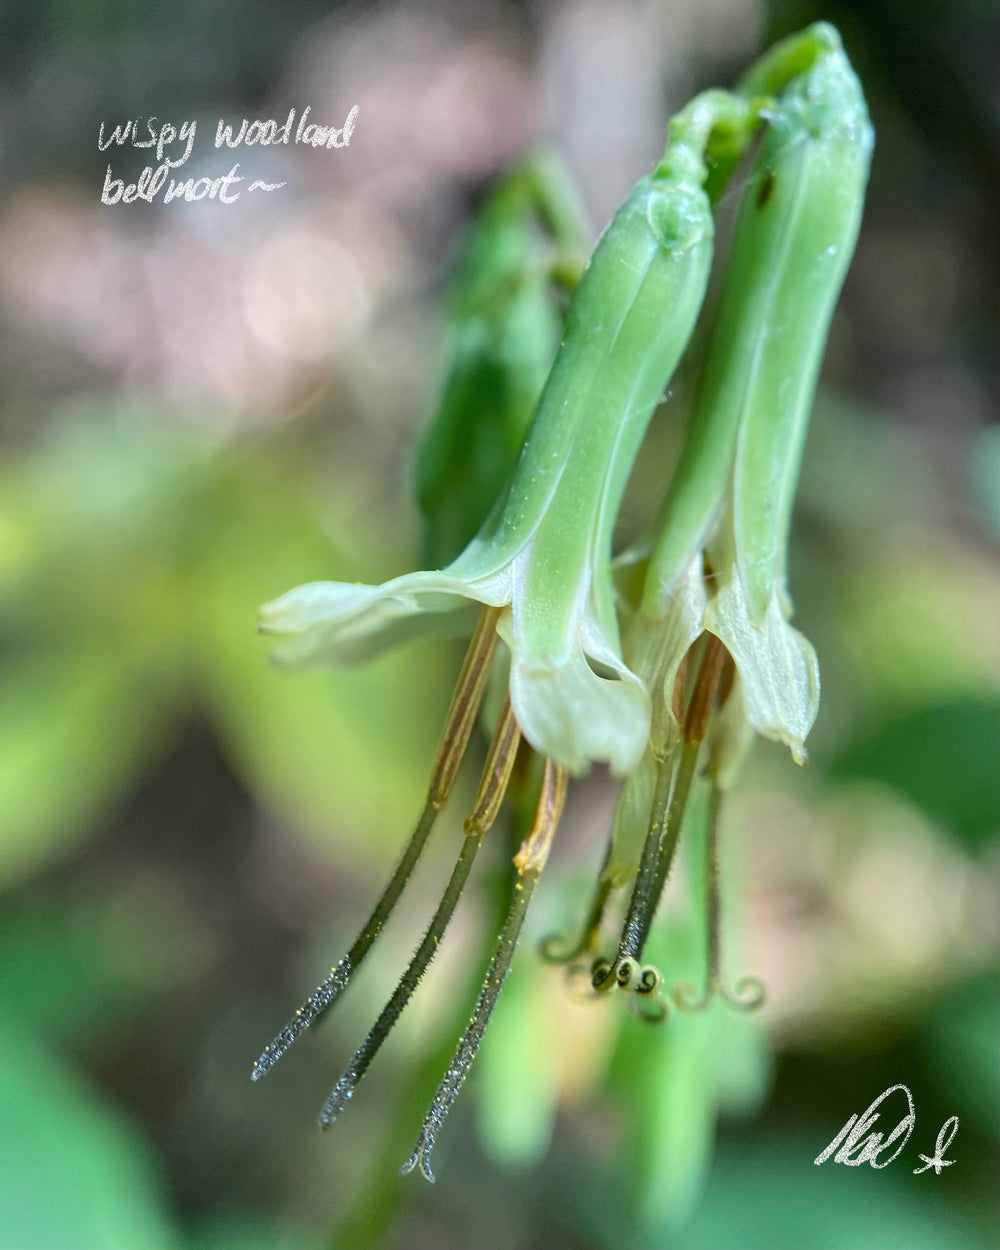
832,698,999,847
0,0,997,1247
0,1022,177,1250
0,410,447,888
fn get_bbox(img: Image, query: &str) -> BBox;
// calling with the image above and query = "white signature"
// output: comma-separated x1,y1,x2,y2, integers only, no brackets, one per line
814,1083,958,1175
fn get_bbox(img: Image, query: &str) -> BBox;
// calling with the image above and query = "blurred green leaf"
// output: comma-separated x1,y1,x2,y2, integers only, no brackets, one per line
613,997,720,1233
570,1129,991,1250
0,646,170,886
0,412,454,879
191,449,451,857
477,947,560,1168
188,1212,322,1250
605,784,771,1234
0,904,129,1038
829,698,1000,844
0,1023,177,1250
920,974,1000,1138
671,1136,992,1250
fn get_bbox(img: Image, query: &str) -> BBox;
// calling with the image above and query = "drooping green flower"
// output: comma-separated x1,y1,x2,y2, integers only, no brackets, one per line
259,99,735,778
639,21,873,765
251,23,874,1195
251,96,738,1108
548,23,873,1018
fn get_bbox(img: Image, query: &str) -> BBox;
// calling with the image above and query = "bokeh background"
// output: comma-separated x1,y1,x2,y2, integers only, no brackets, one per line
0,1,997,1248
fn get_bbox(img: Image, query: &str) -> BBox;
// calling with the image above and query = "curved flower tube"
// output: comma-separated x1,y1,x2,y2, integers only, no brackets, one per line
640,22,873,764
260,97,751,777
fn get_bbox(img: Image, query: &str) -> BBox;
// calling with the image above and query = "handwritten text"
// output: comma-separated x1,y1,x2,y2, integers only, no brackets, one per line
98,106,358,206
814,1084,958,1175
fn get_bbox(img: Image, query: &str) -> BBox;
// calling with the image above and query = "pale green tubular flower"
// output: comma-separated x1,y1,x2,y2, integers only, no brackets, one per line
548,24,873,1017
645,23,872,761
251,98,745,1156
259,100,734,779
250,22,874,1189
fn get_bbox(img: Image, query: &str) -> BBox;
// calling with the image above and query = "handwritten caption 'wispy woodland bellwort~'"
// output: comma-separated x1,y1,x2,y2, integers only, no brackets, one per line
99,105,359,206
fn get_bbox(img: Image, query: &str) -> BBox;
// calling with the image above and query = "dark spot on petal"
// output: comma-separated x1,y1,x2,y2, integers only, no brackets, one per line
756,171,775,208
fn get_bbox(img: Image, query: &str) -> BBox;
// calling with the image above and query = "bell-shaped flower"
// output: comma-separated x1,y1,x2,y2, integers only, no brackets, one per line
259,428,651,777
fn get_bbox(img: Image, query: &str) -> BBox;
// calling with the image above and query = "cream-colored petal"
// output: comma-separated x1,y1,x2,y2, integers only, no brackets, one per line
259,569,509,667
704,564,819,763
499,610,650,777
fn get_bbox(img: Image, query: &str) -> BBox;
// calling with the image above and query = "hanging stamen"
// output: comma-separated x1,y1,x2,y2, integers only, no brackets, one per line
628,975,669,1023
600,634,730,1005
615,740,699,970
587,636,697,993
539,837,615,964
593,740,678,997
251,606,500,1082
402,757,568,1183
639,634,730,925
684,633,728,744
430,606,504,807
464,691,522,835
600,955,667,1023
673,756,765,1015
319,694,521,1128
563,960,609,1004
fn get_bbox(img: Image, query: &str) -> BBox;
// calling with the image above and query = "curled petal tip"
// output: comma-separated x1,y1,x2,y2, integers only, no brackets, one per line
705,570,819,764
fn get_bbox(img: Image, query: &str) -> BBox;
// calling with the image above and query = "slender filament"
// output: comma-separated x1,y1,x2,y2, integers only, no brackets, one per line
630,738,699,958
539,836,614,964
599,745,680,979
319,695,521,1127
251,606,500,1081
402,757,568,1182
600,634,730,990
673,777,764,1013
